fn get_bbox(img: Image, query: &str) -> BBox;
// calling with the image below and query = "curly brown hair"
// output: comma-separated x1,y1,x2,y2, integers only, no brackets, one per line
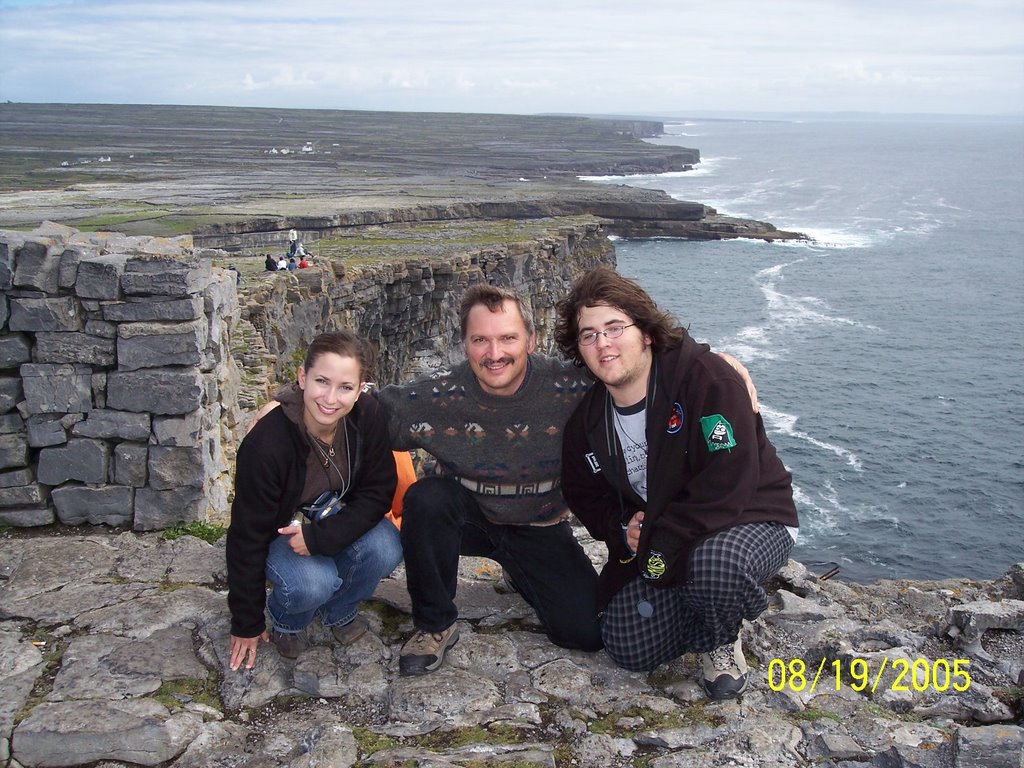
555,266,684,367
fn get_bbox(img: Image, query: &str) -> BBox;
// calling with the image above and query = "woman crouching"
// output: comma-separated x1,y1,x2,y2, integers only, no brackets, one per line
226,331,402,671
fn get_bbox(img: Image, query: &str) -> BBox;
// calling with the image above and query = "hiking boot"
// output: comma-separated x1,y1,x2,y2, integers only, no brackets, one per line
330,615,369,645
399,623,460,677
269,627,309,659
700,637,749,700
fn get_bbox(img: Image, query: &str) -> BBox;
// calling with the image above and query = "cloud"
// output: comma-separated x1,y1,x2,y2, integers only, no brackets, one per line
1,0,1021,114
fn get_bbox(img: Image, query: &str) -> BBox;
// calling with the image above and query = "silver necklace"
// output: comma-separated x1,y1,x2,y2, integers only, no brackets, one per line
309,420,351,494
310,432,336,468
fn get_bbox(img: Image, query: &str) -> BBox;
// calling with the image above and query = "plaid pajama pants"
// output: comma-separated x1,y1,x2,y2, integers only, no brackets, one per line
601,521,794,671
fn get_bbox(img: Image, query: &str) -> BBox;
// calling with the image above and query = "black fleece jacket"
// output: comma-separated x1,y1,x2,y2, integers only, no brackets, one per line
562,333,798,608
226,394,397,638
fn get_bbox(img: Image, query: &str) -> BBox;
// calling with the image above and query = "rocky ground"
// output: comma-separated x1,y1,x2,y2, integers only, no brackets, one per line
0,526,1021,768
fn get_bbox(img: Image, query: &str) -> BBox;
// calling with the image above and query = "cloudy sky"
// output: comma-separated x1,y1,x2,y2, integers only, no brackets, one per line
1,0,1021,117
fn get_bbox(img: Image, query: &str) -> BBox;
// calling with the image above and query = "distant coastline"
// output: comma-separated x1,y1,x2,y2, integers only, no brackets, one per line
0,103,802,246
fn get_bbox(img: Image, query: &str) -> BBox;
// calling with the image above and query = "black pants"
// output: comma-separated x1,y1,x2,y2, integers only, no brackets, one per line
400,476,603,651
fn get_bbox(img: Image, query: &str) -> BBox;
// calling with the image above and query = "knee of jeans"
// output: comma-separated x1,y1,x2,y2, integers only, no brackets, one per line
274,573,341,613
365,521,404,575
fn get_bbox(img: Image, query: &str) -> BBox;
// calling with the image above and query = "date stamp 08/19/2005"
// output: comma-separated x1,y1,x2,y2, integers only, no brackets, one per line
767,658,972,695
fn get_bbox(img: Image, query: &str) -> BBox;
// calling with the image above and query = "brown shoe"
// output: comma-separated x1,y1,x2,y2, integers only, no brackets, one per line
330,615,369,645
269,627,309,659
399,623,459,676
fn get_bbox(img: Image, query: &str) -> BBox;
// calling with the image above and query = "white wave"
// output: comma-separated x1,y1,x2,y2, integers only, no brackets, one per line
791,226,875,249
790,483,839,534
713,325,781,363
757,259,882,332
580,155,734,185
761,404,864,472
934,197,963,211
578,170,695,182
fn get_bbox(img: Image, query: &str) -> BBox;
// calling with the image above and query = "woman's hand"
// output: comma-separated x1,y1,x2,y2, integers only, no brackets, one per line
278,522,310,556
229,631,268,671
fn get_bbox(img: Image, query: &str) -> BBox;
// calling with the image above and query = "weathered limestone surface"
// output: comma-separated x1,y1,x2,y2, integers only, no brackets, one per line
0,531,1020,768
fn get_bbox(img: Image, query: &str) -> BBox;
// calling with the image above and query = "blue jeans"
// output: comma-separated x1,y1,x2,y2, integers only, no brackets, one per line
265,517,402,633
400,477,603,651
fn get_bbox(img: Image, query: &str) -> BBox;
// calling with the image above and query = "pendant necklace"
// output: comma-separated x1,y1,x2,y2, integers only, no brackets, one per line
308,420,351,495
310,432,336,468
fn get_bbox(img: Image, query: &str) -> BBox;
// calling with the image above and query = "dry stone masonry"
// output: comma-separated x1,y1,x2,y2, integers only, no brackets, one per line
1,222,241,531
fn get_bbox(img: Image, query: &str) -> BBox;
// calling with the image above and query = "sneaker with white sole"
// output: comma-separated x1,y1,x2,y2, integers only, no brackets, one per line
700,637,749,700
399,623,460,677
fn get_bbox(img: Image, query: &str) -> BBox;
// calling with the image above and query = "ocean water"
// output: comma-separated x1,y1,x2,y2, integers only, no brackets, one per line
582,116,1024,582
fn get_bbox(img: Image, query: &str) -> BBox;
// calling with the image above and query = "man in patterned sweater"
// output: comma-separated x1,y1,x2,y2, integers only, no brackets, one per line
378,284,603,676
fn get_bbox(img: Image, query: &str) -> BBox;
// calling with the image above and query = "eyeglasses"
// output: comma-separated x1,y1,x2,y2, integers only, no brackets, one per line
578,323,636,346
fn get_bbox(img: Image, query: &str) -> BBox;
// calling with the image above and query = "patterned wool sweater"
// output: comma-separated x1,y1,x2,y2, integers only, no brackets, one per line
377,355,590,525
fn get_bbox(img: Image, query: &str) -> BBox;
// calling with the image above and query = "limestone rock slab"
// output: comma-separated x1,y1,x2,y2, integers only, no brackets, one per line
101,296,204,323
19,364,92,415
11,698,203,768
390,665,502,726
51,483,133,527
47,626,208,701
33,332,116,366
37,438,109,485
8,296,83,333
0,334,31,369
133,486,205,530
74,253,128,300
107,368,203,415
70,409,151,441
0,432,28,470
12,239,62,293
0,628,45,735
75,586,224,639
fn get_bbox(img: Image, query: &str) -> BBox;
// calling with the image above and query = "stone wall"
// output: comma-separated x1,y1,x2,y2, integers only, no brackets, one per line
1,217,613,530
0,222,242,530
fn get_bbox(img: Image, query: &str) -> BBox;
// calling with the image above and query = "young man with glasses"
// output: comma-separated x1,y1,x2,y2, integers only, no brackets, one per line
555,267,799,700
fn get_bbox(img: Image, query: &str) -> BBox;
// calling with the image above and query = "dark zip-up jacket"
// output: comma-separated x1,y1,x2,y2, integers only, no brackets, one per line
562,333,798,608
226,394,397,638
